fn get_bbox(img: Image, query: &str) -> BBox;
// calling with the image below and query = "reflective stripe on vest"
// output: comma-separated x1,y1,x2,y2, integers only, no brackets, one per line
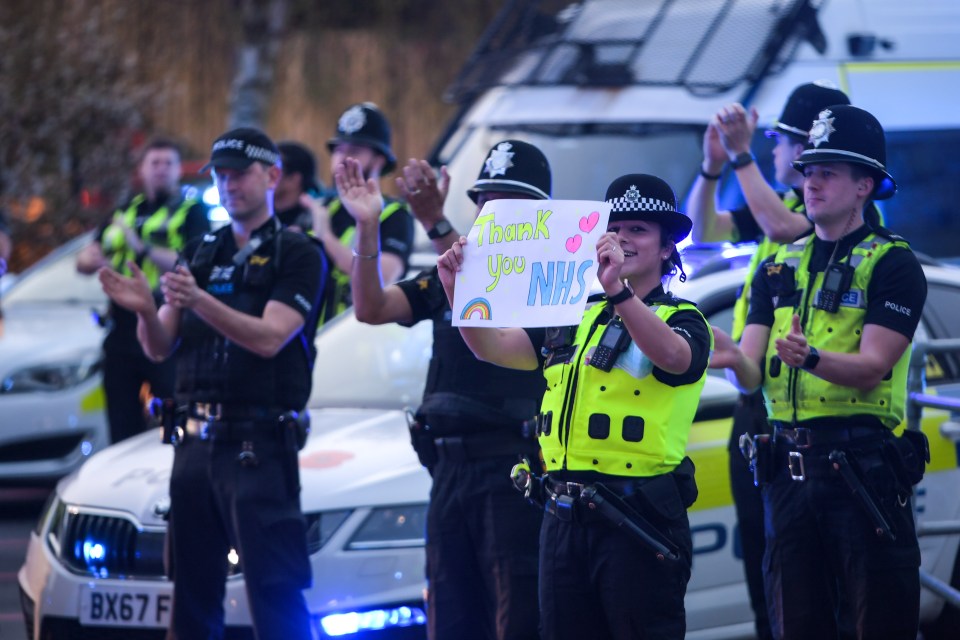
326,198,405,315
102,195,195,287
762,233,911,428
539,300,711,476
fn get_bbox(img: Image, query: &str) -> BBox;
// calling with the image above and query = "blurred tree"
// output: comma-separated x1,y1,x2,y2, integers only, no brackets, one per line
0,0,158,269
229,0,289,129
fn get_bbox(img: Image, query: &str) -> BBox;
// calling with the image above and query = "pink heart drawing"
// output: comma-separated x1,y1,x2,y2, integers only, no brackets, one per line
565,235,582,253
579,211,600,233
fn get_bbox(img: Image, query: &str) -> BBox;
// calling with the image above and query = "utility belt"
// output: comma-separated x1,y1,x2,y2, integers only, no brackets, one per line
405,408,537,471
537,467,695,563
739,422,930,542
188,402,289,422
152,399,310,450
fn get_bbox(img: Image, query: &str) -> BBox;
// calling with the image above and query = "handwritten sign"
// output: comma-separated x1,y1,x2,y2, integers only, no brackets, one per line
452,199,611,327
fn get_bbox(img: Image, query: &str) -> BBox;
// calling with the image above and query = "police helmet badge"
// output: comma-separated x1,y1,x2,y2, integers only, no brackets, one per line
809,109,836,148
338,105,367,135
484,142,515,178
624,185,641,204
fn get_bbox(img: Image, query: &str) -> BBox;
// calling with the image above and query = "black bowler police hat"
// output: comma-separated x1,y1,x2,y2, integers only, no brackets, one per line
767,81,850,141
792,104,897,200
202,128,280,172
326,102,397,174
278,141,320,193
605,174,692,242
467,140,552,203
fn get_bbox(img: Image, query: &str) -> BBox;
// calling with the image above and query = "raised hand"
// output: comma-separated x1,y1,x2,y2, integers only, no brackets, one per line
436,236,467,303
714,103,759,157
99,262,156,315
595,231,624,294
334,157,384,225
396,159,449,227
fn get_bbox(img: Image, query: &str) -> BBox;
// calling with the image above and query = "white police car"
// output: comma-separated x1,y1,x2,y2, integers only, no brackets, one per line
0,233,110,484
17,261,960,639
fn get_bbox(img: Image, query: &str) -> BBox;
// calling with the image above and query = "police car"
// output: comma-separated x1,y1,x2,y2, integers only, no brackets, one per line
17,258,960,639
0,233,110,484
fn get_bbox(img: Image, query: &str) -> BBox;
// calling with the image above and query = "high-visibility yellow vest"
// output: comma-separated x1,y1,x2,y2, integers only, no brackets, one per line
101,194,195,287
763,233,911,428
539,298,711,476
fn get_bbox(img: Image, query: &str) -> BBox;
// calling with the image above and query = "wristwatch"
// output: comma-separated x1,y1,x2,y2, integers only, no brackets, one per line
427,218,454,240
729,151,755,170
800,346,820,371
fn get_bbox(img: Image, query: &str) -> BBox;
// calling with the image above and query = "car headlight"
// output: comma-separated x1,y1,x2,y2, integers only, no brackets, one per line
1,350,102,394
346,504,428,550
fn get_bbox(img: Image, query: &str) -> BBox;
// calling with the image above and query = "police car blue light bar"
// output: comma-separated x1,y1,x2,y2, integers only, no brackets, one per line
318,605,427,636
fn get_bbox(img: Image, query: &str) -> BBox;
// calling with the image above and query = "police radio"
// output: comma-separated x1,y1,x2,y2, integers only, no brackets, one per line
815,262,854,313
590,318,630,372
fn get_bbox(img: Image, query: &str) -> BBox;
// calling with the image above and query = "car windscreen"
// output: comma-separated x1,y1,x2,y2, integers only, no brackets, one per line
308,312,432,410
4,242,106,306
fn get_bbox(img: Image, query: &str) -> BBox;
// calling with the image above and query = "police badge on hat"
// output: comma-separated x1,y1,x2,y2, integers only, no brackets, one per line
338,105,367,135
624,185,641,205
809,109,836,148
484,142,515,178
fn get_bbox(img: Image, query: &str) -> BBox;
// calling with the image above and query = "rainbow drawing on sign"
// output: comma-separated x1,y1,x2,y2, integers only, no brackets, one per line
460,297,492,321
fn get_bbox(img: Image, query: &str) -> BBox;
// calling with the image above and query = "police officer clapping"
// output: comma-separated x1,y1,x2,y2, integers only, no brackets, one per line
99,127,326,640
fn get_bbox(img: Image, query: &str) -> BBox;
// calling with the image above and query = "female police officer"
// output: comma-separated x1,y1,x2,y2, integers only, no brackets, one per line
437,174,712,640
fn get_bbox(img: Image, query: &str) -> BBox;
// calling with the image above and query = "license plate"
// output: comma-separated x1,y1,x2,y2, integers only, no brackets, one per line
80,586,173,627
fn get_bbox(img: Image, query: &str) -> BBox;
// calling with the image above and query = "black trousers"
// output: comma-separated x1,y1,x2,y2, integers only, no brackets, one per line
539,478,693,640
102,333,175,443
762,439,920,640
727,391,773,640
165,428,312,640
426,454,541,640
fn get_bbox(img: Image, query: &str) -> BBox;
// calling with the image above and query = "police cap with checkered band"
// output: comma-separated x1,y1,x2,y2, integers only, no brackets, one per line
792,104,897,200
326,102,397,174
467,140,552,203
604,174,692,242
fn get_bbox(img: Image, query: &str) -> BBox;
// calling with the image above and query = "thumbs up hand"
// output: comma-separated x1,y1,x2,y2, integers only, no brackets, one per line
775,314,811,369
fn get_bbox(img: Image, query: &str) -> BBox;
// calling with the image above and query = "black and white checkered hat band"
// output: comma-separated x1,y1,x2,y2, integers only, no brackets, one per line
606,196,674,213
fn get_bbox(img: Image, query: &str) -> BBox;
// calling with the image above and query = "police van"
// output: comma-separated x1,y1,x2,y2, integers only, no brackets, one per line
429,0,960,262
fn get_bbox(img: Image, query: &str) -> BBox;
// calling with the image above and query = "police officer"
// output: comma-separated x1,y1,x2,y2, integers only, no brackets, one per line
687,81,850,640
77,137,210,443
441,174,712,640
337,140,550,640
99,127,326,640
311,102,414,323
713,105,927,639
274,140,324,232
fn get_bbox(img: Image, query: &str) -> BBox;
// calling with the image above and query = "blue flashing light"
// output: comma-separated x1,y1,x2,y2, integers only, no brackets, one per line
319,606,427,637
82,540,105,563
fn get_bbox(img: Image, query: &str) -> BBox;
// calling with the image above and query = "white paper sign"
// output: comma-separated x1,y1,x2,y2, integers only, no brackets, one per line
452,199,611,327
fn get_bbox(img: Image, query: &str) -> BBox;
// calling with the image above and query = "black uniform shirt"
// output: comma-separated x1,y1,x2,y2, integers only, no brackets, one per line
396,266,546,431
176,219,325,409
